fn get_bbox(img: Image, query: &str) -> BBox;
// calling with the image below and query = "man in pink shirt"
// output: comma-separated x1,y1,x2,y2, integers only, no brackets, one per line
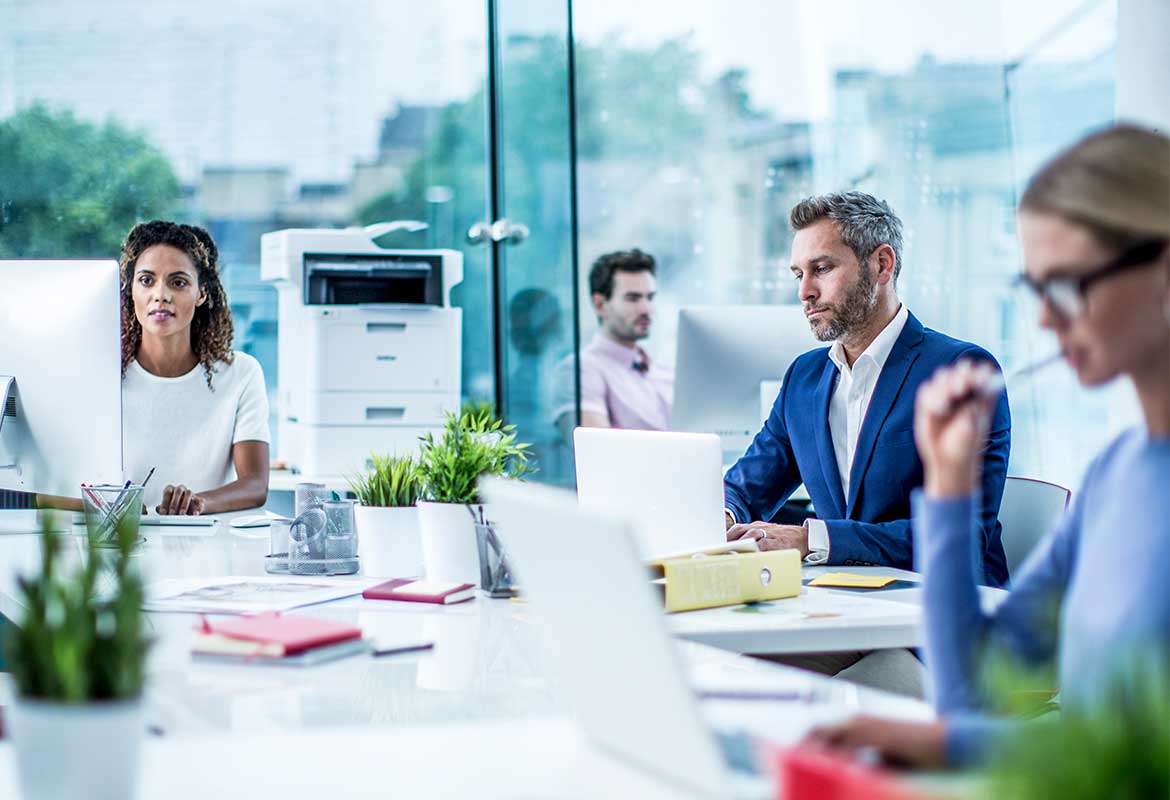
555,249,674,435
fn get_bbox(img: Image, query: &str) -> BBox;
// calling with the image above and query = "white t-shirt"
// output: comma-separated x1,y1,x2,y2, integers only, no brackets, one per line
122,351,270,509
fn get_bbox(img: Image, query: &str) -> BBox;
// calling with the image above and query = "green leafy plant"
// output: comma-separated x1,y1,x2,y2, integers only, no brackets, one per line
419,409,533,504
458,398,501,433
979,656,1169,800
348,453,425,507
3,512,149,702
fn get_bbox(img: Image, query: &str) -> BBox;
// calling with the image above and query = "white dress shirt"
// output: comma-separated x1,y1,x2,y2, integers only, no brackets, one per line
804,304,910,564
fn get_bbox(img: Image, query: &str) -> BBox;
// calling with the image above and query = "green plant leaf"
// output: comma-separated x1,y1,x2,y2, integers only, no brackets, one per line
2,509,151,701
347,452,425,507
418,410,534,504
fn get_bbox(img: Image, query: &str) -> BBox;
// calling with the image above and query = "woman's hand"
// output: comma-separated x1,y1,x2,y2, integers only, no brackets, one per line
914,360,999,498
157,484,206,515
804,714,948,769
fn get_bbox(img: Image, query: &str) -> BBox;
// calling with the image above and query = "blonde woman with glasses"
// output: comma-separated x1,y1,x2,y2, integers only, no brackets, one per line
809,124,1169,768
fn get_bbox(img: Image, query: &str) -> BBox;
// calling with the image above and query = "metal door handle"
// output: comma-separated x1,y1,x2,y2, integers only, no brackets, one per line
467,221,492,245
490,219,529,244
467,219,529,245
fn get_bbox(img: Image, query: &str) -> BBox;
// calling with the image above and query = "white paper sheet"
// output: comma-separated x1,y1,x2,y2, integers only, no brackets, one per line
144,575,379,614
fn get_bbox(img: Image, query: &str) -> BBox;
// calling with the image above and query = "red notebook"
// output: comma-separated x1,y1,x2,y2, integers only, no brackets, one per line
776,745,934,800
362,578,476,605
198,612,363,655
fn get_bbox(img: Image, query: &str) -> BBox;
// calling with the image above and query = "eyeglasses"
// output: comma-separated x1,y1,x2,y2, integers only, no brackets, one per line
1014,238,1168,320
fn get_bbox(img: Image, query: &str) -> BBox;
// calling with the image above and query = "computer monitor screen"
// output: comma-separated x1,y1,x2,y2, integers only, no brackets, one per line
671,305,820,460
0,260,123,494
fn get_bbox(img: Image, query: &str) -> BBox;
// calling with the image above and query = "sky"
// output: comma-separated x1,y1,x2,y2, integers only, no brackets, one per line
0,0,1115,181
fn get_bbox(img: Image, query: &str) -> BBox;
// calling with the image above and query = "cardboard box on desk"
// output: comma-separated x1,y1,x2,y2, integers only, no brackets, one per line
647,548,801,613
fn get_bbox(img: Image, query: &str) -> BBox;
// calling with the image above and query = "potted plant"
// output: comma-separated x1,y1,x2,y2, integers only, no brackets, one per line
416,403,531,586
348,453,426,578
979,659,1169,800
3,511,150,800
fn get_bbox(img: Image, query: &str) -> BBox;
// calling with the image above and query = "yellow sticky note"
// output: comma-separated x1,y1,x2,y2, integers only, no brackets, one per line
808,572,896,589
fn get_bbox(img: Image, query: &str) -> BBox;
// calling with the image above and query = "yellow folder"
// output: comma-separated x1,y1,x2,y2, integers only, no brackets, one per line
648,549,802,613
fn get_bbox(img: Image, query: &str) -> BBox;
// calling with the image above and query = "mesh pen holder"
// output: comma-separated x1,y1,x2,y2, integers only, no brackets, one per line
264,505,360,576
81,483,144,548
474,519,516,598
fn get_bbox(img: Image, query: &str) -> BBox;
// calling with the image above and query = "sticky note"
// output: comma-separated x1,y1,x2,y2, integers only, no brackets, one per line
808,573,896,589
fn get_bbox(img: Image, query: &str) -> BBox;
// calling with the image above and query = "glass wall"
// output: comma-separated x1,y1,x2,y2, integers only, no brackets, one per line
569,0,1120,487
494,0,578,486
0,0,1136,489
0,0,495,459
1003,0,1123,486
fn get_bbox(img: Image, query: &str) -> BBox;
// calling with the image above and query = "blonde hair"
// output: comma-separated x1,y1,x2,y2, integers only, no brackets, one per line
1020,123,1170,251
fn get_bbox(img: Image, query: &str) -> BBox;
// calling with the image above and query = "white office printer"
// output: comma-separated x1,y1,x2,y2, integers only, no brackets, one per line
261,227,462,476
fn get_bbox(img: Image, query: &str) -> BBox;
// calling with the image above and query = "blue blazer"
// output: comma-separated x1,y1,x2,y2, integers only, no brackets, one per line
723,312,1011,587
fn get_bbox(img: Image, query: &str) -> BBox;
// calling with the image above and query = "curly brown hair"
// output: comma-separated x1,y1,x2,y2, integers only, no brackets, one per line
119,220,234,388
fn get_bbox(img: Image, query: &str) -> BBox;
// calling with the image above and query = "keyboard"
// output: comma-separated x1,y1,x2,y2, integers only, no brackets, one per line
141,515,218,526
73,514,218,527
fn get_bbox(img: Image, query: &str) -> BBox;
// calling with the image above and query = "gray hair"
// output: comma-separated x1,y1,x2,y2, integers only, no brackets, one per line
789,191,904,281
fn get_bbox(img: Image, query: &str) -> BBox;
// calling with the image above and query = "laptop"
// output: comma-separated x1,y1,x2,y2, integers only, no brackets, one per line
482,477,775,799
573,428,754,561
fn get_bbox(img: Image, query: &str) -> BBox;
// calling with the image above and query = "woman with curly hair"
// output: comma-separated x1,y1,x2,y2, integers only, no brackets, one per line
119,220,269,515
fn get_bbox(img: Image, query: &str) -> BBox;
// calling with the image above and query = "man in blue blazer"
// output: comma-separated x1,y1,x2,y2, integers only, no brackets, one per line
724,192,1010,589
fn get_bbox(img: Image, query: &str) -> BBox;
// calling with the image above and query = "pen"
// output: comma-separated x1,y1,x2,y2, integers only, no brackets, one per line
110,469,154,520
108,479,132,511
697,688,817,702
95,474,151,539
943,352,1063,413
81,483,109,513
976,352,1063,398
372,642,434,658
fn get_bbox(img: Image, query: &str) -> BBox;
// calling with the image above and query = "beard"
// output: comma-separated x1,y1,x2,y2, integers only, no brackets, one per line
809,266,878,342
611,315,651,342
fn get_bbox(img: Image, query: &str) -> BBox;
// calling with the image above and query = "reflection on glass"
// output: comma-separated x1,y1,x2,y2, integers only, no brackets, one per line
556,249,675,436
0,1,495,454
1004,0,1121,485
571,0,1117,485
507,287,569,482
495,1,578,485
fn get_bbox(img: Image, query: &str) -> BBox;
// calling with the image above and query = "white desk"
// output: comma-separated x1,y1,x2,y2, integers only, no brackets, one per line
669,579,922,655
0,512,964,662
0,510,932,731
0,719,688,800
670,565,1007,655
0,509,940,797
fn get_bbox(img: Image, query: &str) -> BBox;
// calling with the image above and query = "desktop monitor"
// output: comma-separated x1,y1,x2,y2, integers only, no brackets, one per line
0,260,123,494
671,304,819,460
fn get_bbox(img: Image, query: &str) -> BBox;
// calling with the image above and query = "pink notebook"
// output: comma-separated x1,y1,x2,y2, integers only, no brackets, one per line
199,612,362,655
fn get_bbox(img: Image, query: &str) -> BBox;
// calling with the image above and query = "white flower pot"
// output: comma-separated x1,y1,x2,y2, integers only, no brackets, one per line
356,505,422,578
417,501,485,587
7,696,144,800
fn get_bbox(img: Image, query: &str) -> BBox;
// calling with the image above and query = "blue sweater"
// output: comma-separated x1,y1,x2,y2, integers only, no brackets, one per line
913,428,1170,765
